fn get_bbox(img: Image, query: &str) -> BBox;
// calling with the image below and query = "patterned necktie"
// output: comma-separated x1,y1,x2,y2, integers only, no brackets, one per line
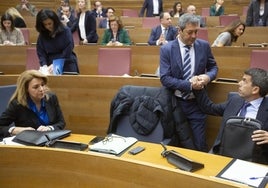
181,45,192,99
239,102,251,117
183,45,192,80
163,28,167,38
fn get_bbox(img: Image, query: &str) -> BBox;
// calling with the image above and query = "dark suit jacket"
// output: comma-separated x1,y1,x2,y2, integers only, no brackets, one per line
139,0,163,17
160,39,218,93
92,8,106,18
194,90,268,163
99,18,108,29
0,92,66,139
66,14,78,33
246,0,268,26
77,11,98,43
148,25,178,45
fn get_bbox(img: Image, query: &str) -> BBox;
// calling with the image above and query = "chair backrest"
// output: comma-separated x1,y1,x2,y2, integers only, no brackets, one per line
250,50,268,70
142,17,160,28
26,47,39,70
197,28,209,41
72,30,80,45
242,6,248,16
122,9,139,17
0,85,16,115
108,85,172,144
98,48,131,76
201,8,210,16
219,15,240,27
20,28,30,45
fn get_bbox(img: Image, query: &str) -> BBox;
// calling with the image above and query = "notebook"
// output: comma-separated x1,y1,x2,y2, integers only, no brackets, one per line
89,134,137,155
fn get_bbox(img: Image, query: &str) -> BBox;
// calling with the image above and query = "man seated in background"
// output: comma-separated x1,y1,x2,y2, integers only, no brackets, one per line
98,7,115,29
148,12,178,45
60,5,78,33
92,1,106,18
56,0,75,18
186,5,206,27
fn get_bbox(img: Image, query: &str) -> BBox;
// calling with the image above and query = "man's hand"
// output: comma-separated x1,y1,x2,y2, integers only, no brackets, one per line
252,130,268,145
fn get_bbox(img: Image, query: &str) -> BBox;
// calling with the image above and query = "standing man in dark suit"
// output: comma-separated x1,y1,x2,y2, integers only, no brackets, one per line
160,13,218,151
193,68,268,164
148,12,178,45
139,0,163,17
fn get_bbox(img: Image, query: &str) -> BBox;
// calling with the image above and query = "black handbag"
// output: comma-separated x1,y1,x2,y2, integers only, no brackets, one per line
219,116,262,161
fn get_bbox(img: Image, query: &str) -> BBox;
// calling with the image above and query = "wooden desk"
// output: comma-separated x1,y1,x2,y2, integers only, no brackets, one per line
0,134,249,188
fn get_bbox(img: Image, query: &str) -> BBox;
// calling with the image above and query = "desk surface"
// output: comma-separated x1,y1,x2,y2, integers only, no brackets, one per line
65,134,232,177
0,134,262,188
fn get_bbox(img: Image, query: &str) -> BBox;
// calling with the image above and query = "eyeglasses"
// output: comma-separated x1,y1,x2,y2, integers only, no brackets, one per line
102,135,126,144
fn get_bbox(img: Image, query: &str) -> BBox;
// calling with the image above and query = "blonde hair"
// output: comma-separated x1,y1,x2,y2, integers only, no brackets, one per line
76,0,91,13
6,7,25,20
10,70,49,107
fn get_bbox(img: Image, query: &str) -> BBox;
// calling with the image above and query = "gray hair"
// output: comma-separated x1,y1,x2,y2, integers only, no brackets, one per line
178,13,200,30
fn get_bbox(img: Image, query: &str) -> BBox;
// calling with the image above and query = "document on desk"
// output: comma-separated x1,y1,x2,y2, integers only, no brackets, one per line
217,159,268,188
89,134,137,155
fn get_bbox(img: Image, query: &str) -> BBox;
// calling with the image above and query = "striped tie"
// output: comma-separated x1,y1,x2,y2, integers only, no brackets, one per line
182,45,192,99
183,45,192,80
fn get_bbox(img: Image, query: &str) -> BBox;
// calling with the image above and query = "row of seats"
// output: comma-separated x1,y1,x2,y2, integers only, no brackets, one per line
26,47,132,76
21,26,268,47
25,46,268,76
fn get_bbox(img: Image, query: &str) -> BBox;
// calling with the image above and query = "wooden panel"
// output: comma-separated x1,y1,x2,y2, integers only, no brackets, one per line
0,46,27,74
0,141,244,188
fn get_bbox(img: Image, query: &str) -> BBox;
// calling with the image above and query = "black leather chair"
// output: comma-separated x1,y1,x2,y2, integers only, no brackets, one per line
107,85,196,148
0,85,16,115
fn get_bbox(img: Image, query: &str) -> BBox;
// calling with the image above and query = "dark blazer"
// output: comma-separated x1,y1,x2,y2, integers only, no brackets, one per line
101,29,132,45
37,26,79,73
14,17,27,28
160,39,218,93
246,0,268,26
92,8,106,18
194,90,268,163
139,0,163,17
148,25,178,45
0,92,66,139
77,11,98,43
98,18,108,29
66,14,78,33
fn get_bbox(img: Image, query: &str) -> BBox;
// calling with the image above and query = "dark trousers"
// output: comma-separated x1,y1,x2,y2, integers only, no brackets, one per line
177,99,208,152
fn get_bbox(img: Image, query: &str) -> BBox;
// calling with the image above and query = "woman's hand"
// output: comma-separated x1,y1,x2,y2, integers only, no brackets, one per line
37,125,51,132
11,127,35,135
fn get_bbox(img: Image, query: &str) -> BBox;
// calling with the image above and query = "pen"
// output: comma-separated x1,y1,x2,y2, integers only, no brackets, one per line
249,176,268,180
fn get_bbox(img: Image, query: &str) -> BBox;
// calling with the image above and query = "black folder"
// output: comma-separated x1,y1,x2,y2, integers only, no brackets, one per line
13,130,71,146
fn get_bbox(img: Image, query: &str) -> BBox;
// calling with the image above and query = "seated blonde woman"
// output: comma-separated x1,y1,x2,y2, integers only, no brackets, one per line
101,16,132,46
0,13,25,46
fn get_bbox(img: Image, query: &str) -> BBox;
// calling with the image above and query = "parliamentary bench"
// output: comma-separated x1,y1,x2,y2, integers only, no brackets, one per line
0,75,238,149
0,45,263,80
